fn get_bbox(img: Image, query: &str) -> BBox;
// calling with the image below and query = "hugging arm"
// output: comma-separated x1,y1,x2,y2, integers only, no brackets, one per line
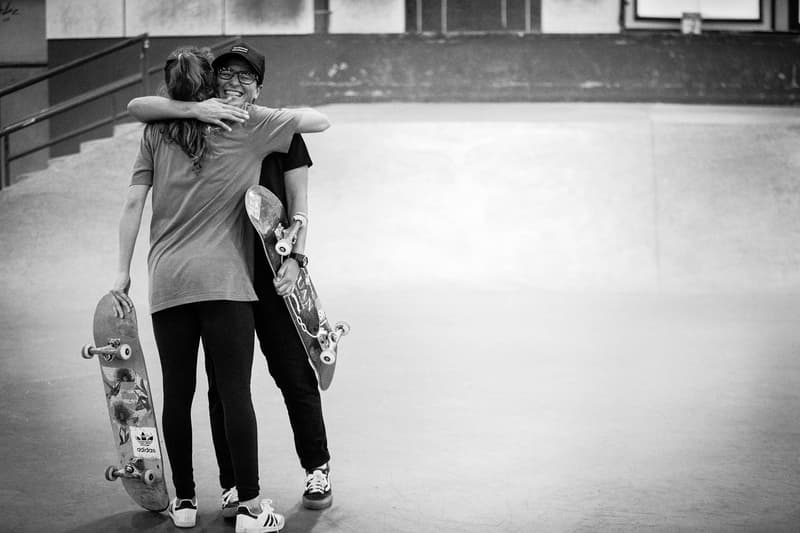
127,96,249,131
284,166,309,255
290,108,330,133
273,165,310,296
128,96,329,133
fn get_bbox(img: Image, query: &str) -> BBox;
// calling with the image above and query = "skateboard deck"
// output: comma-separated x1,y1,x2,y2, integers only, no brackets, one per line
245,184,349,391
82,293,169,512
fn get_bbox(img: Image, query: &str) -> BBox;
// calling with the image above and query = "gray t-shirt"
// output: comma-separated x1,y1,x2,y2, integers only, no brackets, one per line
131,105,299,313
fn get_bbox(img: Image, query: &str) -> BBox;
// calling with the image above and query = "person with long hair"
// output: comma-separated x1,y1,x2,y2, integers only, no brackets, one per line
111,45,329,532
127,41,337,520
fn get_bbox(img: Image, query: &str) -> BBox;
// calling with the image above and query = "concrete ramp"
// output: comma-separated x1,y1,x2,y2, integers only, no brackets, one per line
302,103,800,292
3,103,800,307
2,104,800,532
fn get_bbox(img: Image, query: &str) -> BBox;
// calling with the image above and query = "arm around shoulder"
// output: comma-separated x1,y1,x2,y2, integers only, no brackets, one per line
129,97,249,129
293,107,330,133
127,96,199,123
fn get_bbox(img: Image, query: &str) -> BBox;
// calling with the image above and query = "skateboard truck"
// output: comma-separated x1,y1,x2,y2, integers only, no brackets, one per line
81,339,132,362
274,212,308,256
105,458,158,486
319,321,350,365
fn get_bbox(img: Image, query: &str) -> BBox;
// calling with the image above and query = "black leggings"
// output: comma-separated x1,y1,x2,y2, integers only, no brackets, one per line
207,260,329,484
151,300,258,501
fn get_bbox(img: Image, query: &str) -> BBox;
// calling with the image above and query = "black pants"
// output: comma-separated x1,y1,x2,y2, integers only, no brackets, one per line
208,263,330,482
152,301,259,501
254,278,330,471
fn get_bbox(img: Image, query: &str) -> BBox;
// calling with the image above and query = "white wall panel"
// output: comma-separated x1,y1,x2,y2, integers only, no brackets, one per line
625,0,771,31
329,0,404,33
636,0,760,20
47,0,123,39
542,0,620,34
126,0,223,37
226,0,313,35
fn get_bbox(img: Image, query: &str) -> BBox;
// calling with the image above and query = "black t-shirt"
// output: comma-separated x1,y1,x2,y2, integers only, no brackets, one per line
258,133,313,207
253,133,313,295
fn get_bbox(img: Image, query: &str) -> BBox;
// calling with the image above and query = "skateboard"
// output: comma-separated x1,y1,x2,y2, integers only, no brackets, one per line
81,293,169,512
245,184,349,391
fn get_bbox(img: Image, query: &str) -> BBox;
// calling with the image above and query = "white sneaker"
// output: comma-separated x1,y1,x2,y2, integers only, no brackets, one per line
221,486,239,519
169,497,197,528
235,499,285,533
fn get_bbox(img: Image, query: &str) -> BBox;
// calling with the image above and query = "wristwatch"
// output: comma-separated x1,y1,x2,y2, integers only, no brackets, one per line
289,252,308,268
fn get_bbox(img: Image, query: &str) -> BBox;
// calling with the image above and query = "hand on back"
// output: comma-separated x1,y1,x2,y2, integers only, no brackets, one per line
194,98,250,131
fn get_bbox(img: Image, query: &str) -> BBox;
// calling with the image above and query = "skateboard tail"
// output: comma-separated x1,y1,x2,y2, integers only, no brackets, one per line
245,186,282,236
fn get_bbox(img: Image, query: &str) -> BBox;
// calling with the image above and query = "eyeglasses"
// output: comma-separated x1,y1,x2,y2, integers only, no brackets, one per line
216,68,257,85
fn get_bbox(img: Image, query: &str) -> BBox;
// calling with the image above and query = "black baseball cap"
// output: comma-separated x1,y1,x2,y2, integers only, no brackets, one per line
212,41,265,84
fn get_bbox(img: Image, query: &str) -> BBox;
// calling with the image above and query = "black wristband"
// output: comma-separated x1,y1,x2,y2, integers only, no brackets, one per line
289,253,308,268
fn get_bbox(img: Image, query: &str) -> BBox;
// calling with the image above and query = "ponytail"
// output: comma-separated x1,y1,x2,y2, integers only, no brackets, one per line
158,47,216,172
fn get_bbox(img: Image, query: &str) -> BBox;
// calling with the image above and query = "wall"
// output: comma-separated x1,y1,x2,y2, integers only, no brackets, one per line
224,33,800,106
542,0,620,34
47,0,315,38
224,0,313,35
48,32,800,108
43,0,798,37
126,0,225,36
45,29,800,112
1,0,49,184
1,0,48,61
46,0,123,38
329,0,405,33
44,31,800,160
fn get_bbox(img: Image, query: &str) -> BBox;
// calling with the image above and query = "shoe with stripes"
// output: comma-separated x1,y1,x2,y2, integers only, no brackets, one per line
169,497,197,528
235,499,285,533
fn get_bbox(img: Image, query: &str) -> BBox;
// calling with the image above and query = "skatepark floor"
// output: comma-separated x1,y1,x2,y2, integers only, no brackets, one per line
1,103,800,532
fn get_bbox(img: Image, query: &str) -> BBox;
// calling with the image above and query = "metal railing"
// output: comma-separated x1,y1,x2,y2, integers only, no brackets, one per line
0,34,150,189
0,34,242,189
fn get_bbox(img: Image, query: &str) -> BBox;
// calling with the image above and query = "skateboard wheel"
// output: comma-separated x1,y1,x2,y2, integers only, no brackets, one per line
142,469,156,486
81,344,95,359
275,241,291,256
105,465,119,482
334,322,351,336
320,351,336,365
117,344,132,361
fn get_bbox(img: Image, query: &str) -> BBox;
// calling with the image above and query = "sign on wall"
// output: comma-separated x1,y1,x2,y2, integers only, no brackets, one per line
626,0,770,30
635,0,760,21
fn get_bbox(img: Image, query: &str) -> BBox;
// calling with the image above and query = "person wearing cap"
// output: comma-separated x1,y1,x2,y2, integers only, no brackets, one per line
116,44,330,532
249,134,334,512
129,42,271,128
213,42,335,514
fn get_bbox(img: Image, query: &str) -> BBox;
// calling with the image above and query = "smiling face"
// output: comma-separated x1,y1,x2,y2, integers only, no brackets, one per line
215,56,261,108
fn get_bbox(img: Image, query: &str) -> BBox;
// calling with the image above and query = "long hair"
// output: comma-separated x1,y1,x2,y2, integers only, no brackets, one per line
152,47,216,172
